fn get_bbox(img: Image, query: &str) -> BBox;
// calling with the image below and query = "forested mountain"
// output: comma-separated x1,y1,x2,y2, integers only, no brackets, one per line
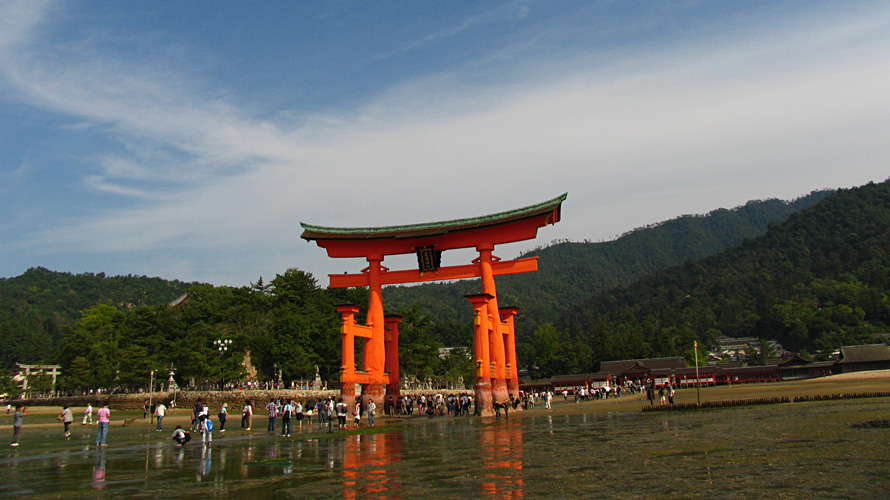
530,179,890,378
0,268,197,368
382,190,832,342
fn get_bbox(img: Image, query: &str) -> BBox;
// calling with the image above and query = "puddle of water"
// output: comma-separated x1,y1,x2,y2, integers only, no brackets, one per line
2,399,889,499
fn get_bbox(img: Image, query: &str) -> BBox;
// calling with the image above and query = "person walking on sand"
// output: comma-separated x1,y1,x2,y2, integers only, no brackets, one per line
353,401,361,428
266,399,278,433
367,399,377,427
155,402,166,432
242,401,253,430
60,406,74,437
95,403,110,447
217,403,228,433
10,405,25,446
336,398,348,430
295,401,304,429
200,414,213,446
192,399,205,432
82,403,93,425
281,400,293,437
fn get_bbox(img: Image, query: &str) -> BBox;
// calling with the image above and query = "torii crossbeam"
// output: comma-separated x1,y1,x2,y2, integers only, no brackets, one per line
300,193,566,416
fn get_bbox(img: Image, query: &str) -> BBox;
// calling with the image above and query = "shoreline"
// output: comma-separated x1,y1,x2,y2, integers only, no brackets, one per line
5,369,890,429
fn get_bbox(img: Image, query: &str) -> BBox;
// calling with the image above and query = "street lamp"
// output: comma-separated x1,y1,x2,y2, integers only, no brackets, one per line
213,339,233,390
214,338,232,354
148,369,154,422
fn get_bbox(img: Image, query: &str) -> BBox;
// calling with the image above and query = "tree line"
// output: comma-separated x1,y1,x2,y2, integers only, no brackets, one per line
5,269,473,394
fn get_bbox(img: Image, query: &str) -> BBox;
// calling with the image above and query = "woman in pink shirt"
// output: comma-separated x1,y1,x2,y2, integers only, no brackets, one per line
95,403,111,447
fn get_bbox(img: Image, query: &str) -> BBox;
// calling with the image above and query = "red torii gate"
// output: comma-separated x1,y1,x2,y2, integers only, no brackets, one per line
300,193,565,416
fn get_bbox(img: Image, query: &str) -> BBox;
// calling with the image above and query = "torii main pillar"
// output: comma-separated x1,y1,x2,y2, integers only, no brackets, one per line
301,193,566,416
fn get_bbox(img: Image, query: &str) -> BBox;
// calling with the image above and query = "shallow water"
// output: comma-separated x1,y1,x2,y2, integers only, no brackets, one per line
2,399,889,499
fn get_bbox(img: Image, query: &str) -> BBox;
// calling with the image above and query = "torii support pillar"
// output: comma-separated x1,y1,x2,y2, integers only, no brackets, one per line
384,315,402,401
336,304,362,409
337,302,389,410
467,293,494,416
476,243,509,408
361,255,387,409
500,306,521,399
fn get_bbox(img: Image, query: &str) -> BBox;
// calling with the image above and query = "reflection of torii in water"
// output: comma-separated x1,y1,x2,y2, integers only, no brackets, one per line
301,194,566,417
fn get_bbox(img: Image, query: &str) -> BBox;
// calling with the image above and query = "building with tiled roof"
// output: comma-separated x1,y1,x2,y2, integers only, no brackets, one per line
836,344,890,373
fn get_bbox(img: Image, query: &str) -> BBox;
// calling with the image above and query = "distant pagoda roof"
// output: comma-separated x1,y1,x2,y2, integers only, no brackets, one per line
301,193,567,242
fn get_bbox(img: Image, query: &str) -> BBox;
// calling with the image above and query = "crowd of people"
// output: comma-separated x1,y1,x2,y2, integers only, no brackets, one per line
9,385,644,448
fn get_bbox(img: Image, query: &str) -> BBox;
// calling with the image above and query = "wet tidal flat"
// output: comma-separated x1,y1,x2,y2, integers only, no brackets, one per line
2,398,889,499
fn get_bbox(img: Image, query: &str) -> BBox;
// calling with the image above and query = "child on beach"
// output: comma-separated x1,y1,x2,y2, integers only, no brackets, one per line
353,401,361,428
10,405,25,446
172,425,190,446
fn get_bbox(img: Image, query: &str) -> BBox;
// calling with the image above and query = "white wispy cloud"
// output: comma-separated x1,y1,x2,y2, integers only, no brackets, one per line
370,1,534,63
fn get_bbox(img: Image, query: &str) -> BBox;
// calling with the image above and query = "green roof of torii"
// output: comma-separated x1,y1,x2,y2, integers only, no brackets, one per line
301,193,567,241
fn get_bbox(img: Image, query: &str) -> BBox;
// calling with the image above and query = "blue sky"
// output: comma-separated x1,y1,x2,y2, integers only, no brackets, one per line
1,1,889,286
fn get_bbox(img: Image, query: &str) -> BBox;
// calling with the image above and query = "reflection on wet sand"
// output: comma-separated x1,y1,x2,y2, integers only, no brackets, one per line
92,449,106,490
480,423,524,499
337,421,524,499
342,432,402,499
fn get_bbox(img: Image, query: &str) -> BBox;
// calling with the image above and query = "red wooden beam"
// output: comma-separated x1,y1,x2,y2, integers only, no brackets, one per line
328,256,539,288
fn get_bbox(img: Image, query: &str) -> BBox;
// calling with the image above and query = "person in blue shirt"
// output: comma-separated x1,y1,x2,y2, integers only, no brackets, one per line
281,400,294,437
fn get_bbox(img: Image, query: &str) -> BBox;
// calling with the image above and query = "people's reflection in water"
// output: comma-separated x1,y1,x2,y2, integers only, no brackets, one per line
239,445,253,478
266,440,280,461
153,445,164,468
92,448,106,490
480,422,524,499
342,432,402,499
200,445,212,477
53,450,70,470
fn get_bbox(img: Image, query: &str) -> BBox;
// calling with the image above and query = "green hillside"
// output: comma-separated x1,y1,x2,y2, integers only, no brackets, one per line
543,179,890,377
0,268,197,368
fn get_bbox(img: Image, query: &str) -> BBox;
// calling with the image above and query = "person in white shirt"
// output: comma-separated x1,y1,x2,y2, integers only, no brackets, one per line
367,400,377,426
82,403,93,425
155,403,166,431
